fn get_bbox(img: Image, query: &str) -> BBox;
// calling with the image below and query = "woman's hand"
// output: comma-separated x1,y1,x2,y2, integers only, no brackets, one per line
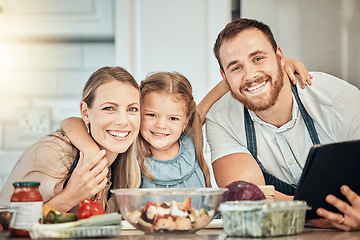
284,57,313,89
315,185,360,231
48,150,109,212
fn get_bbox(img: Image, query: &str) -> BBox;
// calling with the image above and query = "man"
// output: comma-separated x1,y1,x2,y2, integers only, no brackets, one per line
206,18,360,201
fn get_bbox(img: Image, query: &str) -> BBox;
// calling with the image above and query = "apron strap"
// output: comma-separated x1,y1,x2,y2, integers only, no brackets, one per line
244,81,320,195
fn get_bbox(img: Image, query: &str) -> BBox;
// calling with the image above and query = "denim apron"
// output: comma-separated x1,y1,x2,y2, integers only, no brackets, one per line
244,83,320,195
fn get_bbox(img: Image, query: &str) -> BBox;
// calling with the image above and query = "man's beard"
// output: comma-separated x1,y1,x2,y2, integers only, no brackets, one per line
230,58,284,112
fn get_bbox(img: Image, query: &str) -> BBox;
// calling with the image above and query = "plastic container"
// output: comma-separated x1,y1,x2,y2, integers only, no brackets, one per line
10,181,43,237
219,200,308,237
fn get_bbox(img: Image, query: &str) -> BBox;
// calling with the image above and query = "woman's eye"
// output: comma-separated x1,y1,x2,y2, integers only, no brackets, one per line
103,107,113,111
129,107,139,112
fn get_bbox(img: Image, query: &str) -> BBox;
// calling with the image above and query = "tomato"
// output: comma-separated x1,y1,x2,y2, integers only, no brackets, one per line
77,198,105,220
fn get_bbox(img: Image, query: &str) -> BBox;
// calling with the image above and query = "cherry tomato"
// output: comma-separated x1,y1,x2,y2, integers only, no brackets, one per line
77,198,105,219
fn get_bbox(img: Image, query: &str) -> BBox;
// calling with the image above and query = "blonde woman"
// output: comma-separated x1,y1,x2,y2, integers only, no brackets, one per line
0,66,141,213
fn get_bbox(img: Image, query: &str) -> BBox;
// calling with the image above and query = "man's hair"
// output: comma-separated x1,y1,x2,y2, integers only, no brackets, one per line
214,18,278,72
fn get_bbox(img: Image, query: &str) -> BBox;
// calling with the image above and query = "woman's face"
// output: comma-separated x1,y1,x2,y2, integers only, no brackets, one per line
81,80,140,159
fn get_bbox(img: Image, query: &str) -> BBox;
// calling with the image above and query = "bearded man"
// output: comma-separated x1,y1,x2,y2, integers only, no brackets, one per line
206,18,360,203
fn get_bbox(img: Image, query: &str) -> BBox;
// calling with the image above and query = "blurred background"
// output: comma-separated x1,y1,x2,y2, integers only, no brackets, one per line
0,0,359,188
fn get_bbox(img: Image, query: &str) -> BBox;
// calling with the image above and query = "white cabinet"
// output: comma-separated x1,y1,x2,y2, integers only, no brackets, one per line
0,0,114,40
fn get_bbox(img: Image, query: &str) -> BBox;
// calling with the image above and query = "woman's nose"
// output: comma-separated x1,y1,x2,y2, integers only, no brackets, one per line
114,111,128,125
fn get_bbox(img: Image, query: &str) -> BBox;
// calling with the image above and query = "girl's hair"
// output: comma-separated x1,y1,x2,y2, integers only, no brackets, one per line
82,66,141,206
138,72,211,187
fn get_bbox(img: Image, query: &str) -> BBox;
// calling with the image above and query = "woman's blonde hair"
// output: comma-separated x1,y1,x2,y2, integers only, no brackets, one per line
82,67,141,206
138,72,211,187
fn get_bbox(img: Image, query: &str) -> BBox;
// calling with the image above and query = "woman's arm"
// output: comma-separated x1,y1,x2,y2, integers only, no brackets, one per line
61,117,100,158
46,151,108,212
284,57,313,89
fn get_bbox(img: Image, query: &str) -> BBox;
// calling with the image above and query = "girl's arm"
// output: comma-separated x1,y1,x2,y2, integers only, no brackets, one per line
197,78,229,125
198,58,312,125
284,57,313,89
60,117,100,157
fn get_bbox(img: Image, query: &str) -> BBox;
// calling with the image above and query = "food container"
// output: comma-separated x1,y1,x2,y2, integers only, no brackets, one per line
219,200,309,237
0,206,15,230
111,188,227,233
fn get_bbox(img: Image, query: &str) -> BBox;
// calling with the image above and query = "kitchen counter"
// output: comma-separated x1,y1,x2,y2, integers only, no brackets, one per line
1,226,360,239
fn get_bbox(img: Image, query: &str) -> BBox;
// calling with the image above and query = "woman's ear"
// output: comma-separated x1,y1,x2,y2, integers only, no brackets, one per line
80,101,90,122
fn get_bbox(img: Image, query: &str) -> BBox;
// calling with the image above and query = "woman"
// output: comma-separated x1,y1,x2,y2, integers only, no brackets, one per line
0,66,141,213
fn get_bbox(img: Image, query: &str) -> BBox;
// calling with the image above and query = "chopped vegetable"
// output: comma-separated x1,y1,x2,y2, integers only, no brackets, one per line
126,198,212,232
77,198,105,220
45,210,77,224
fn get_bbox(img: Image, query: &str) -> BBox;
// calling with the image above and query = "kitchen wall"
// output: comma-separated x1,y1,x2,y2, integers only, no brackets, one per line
241,0,360,89
0,0,117,188
0,0,231,189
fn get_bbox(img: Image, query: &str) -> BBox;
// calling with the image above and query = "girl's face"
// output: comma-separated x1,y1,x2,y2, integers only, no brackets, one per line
81,80,140,160
140,92,190,159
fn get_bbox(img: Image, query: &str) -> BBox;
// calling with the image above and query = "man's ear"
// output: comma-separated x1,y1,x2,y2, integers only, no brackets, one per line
80,101,90,122
220,69,231,88
276,46,285,68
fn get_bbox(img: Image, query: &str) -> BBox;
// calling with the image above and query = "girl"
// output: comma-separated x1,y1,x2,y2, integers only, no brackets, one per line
0,67,141,213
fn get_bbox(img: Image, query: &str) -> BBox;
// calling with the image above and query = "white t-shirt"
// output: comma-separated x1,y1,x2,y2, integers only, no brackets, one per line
206,72,360,185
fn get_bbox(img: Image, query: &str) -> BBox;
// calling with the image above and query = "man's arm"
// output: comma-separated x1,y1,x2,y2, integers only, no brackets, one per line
212,152,265,188
212,153,293,200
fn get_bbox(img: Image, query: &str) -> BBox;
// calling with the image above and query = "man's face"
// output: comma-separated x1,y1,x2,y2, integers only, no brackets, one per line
219,28,285,112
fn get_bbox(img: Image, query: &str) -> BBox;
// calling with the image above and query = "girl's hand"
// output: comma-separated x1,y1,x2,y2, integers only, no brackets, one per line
315,185,360,231
284,57,313,89
63,150,109,208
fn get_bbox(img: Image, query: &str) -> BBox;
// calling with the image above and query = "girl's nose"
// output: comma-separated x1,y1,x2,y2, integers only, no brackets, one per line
155,118,166,128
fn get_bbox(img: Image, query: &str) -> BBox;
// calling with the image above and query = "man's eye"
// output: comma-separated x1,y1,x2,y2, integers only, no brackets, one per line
254,57,263,62
232,66,242,72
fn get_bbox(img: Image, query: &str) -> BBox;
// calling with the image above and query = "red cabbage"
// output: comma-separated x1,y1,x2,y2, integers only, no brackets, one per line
223,180,265,201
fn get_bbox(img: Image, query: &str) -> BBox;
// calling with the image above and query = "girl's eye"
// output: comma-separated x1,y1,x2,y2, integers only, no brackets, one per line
170,117,179,121
146,113,156,118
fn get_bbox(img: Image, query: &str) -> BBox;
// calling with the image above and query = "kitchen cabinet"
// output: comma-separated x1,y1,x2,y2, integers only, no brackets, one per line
0,0,114,40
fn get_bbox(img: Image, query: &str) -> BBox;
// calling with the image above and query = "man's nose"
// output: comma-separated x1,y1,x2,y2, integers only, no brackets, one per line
243,64,259,82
